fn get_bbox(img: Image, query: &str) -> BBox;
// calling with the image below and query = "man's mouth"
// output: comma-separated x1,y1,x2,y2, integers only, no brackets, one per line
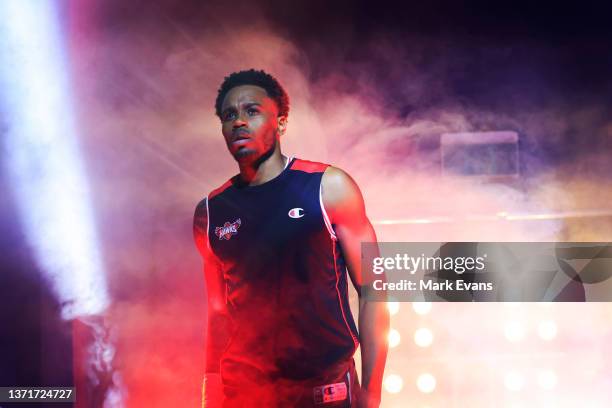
231,130,251,144
232,138,250,146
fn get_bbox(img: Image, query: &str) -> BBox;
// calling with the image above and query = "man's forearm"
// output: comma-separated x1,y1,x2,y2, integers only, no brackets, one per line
358,298,390,404
205,311,231,373
203,311,231,408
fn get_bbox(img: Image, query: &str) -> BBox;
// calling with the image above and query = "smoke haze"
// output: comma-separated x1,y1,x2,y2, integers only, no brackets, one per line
4,0,610,405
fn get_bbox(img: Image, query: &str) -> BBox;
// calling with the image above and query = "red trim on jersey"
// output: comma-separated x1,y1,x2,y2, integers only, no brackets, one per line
290,159,329,173
208,179,233,200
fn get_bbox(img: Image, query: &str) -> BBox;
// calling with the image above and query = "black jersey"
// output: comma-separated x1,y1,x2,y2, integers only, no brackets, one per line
194,157,360,404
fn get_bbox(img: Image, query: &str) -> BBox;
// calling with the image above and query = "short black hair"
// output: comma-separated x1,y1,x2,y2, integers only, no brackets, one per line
215,69,290,119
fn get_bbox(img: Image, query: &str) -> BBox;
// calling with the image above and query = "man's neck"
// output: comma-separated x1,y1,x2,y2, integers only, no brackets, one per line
238,151,287,186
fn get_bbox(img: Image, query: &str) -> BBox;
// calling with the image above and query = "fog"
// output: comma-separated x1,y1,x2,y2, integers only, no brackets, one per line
3,1,610,405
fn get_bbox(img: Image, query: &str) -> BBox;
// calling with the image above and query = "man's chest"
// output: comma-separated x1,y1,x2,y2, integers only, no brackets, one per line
208,192,326,262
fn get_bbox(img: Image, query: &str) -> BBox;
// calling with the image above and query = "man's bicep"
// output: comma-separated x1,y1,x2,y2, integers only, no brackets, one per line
203,255,226,312
335,220,377,291
194,198,226,312
322,167,378,290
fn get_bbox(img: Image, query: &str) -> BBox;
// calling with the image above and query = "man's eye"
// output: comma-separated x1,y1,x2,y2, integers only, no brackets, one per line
223,112,236,121
247,108,259,116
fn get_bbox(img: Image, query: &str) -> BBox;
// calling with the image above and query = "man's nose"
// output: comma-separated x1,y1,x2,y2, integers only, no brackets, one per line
232,113,248,128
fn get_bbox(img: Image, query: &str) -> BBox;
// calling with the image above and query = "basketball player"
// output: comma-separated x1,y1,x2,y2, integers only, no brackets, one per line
193,69,389,407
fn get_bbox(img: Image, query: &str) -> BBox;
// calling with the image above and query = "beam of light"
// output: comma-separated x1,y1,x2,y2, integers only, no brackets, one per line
0,0,108,319
0,2,126,406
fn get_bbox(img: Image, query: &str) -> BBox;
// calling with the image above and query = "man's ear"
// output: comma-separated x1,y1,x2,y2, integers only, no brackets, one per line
277,116,288,135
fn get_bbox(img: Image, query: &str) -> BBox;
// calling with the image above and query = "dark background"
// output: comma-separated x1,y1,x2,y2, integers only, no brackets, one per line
93,0,612,166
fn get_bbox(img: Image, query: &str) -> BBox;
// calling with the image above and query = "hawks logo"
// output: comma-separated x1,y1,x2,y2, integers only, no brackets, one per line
215,218,242,240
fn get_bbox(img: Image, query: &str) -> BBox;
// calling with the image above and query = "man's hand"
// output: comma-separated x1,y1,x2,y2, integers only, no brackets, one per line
202,373,223,408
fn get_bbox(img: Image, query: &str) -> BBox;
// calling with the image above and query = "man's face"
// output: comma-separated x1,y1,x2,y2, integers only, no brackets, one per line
220,85,284,164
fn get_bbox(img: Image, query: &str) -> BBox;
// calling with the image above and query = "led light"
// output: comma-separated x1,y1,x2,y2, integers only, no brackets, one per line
388,329,401,348
387,301,400,316
504,321,526,342
384,374,404,394
538,321,557,341
414,328,434,347
412,302,432,315
504,371,524,391
416,373,436,393
537,369,558,390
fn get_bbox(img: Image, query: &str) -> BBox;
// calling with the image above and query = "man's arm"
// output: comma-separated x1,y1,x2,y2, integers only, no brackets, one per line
193,199,231,408
322,167,389,408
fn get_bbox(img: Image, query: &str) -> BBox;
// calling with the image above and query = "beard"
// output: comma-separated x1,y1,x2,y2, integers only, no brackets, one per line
232,131,278,166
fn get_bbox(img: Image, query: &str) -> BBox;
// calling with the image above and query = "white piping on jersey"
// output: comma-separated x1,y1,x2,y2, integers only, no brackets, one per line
284,155,294,170
333,240,360,349
319,180,338,241
347,370,352,405
205,196,212,252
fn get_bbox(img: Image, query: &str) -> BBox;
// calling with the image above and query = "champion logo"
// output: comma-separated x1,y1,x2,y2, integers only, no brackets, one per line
313,382,347,404
288,208,305,219
215,218,242,240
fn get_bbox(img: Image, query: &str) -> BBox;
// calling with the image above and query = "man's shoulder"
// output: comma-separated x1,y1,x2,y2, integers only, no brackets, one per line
321,166,356,190
194,176,236,218
289,157,330,174
208,178,235,201
320,165,364,216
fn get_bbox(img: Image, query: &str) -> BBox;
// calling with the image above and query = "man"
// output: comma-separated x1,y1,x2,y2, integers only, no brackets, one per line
193,69,388,407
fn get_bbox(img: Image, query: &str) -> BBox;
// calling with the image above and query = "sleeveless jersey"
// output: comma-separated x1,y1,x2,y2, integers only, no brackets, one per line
194,157,359,392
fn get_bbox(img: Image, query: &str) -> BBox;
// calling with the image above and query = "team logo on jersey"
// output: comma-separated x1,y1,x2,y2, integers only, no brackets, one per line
215,218,241,240
288,208,305,219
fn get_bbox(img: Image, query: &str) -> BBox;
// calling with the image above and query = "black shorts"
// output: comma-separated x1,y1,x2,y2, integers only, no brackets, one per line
222,359,361,408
